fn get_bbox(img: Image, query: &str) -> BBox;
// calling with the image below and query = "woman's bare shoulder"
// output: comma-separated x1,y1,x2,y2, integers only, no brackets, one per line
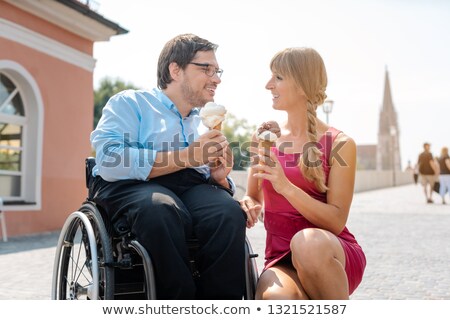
334,131,355,147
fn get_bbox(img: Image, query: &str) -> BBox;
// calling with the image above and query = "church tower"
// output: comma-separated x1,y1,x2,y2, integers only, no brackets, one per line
376,68,402,171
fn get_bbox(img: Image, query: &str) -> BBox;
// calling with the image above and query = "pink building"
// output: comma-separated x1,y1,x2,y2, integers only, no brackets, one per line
0,0,127,238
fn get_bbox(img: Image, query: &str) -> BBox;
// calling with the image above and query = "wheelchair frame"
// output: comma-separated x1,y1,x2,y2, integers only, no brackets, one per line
51,158,259,300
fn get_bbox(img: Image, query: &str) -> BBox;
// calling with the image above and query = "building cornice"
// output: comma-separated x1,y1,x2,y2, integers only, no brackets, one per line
5,0,128,42
0,18,96,72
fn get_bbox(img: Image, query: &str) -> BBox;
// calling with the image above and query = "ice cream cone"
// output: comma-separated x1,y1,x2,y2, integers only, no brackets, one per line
258,140,274,190
256,130,278,191
212,123,223,166
200,102,226,130
259,140,274,153
200,103,227,167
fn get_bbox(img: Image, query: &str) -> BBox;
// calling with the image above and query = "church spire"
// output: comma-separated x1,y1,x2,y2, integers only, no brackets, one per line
382,67,395,114
378,68,399,135
376,67,402,173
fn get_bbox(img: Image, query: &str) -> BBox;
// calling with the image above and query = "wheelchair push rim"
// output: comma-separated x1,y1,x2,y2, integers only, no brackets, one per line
51,204,113,300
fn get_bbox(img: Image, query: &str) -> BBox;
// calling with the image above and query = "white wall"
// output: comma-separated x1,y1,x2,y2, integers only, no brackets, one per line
229,170,414,200
354,170,414,192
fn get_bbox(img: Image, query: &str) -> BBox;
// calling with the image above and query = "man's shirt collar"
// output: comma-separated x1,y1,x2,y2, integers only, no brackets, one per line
153,88,200,117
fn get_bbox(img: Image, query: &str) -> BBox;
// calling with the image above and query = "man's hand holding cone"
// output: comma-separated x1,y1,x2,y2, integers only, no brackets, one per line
200,102,227,167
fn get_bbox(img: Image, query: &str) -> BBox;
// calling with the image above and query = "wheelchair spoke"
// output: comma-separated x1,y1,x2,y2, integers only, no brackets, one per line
70,255,90,284
62,275,91,300
62,220,98,299
67,226,83,284
68,221,83,282
71,241,81,283
64,252,94,299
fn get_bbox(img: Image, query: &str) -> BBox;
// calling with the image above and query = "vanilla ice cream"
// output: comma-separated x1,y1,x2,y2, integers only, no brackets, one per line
200,102,227,130
257,130,278,142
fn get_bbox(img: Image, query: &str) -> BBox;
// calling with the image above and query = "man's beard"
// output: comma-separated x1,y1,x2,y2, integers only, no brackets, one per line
180,78,211,108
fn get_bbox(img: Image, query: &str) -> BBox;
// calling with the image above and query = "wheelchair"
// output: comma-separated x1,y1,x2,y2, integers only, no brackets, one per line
51,158,259,300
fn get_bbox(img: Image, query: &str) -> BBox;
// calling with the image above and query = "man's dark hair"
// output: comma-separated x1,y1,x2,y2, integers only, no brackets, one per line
157,34,218,89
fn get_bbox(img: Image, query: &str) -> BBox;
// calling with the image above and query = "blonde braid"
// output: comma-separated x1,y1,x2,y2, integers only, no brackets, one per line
299,99,328,193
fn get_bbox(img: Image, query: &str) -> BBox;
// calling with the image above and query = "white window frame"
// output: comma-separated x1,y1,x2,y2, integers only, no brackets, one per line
0,60,44,210
0,113,25,199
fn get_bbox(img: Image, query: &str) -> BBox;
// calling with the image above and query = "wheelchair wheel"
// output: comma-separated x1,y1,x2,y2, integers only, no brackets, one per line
244,236,259,300
51,202,114,300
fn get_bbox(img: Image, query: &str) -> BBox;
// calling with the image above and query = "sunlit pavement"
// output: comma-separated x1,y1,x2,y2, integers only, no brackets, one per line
1,183,449,299
248,183,450,299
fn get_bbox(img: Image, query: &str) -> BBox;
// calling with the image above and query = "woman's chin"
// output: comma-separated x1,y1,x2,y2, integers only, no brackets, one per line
272,104,283,111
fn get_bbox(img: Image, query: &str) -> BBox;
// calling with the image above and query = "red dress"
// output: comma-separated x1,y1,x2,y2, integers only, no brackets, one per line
262,127,366,295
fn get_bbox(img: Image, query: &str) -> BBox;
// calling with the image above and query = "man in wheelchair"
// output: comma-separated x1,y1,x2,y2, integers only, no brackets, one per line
89,34,246,299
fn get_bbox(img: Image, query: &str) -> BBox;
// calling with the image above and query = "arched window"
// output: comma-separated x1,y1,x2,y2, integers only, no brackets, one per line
0,61,43,209
0,73,25,198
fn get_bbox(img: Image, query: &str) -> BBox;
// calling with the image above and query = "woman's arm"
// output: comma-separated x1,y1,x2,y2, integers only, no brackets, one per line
240,132,264,228
241,121,281,228
255,134,356,235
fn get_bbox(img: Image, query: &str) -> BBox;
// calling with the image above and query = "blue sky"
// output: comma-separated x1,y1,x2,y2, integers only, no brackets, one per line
93,0,450,168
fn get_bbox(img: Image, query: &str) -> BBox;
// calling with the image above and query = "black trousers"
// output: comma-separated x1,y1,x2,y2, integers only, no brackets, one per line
90,169,246,299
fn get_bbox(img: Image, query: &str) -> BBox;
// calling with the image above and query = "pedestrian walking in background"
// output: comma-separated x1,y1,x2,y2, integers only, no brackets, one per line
437,147,450,204
413,165,419,184
417,143,438,203
405,160,418,184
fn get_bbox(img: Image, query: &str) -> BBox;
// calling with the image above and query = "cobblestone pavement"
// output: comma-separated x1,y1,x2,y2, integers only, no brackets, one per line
0,183,449,300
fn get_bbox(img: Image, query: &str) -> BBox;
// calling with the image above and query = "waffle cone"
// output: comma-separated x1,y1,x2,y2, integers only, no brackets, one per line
211,122,223,167
258,140,274,190
259,140,273,149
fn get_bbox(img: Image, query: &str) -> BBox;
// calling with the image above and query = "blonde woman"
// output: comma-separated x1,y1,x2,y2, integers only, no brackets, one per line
240,48,365,299
438,147,450,204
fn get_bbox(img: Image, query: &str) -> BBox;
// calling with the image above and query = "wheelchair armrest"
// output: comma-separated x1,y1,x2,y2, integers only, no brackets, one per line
85,157,96,189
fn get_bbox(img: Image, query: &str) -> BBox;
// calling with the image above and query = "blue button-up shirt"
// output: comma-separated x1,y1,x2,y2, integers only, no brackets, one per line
91,88,210,182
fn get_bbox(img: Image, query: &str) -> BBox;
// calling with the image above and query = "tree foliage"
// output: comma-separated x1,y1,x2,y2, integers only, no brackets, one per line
222,113,256,171
94,77,139,128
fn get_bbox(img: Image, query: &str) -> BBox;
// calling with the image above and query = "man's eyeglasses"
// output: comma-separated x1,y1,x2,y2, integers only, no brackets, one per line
189,62,223,78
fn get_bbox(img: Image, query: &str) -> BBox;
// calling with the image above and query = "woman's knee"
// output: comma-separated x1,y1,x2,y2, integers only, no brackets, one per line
290,228,336,270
